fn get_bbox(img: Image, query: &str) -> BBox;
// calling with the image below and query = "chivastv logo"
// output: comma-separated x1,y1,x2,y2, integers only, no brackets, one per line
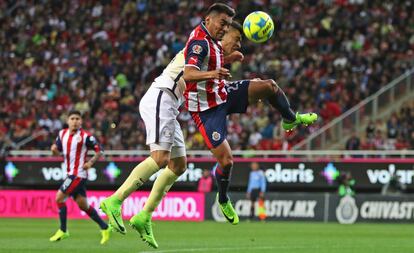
104,162,121,183
321,163,340,184
5,162,19,183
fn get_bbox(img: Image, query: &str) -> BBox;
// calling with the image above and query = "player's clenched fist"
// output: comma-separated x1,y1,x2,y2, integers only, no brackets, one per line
212,67,231,80
51,144,60,155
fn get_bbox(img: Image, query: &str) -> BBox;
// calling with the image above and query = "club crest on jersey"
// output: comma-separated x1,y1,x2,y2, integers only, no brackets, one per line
75,135,82,143
163,128,172,138
192,45,203,54
212,131,221,141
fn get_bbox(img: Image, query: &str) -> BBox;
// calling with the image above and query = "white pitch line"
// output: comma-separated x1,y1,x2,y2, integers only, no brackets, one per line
139,245,308,253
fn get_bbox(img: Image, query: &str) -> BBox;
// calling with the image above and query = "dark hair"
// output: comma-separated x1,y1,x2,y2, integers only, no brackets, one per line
206,3,235,17
230,21,243,35
68,110,82,117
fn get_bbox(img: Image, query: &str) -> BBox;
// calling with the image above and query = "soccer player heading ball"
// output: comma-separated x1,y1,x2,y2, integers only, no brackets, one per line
183,3,317,225
100,2,317,249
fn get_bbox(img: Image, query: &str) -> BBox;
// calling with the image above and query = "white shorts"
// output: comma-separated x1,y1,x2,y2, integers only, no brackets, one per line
139,84,186,159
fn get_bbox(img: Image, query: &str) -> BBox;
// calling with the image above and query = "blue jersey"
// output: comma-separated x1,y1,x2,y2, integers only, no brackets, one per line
247,170,266,193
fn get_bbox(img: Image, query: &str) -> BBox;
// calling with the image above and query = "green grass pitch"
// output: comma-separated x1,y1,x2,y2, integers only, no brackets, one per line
0,218,413,253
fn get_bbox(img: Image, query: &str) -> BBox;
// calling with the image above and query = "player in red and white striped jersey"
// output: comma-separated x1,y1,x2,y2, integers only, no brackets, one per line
183,12,230,112
183,4,318,225
55,125,101,178
49,110,111,244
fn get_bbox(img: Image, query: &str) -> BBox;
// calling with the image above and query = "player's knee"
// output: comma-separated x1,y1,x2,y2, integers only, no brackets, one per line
221,159,234,170
170,166,186,176
151,151,170,168
265,79,279,93
55,193,65,203
157,158,169,168
169,156,187,176
217,153,233,170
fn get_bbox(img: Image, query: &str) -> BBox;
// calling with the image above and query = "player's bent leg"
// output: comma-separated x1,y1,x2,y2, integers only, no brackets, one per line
101,152,164,234
247,79,276,103
248,79,296,121
76,195,111,244
211,141,239,225
248,79,318,131
130,153,186,249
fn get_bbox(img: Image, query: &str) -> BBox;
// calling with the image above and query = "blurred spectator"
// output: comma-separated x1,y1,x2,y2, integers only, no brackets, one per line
381,172,406,196
345,132,360,150
0,0,413,151
366,120,376,141
337,172,355,197
359,102,414,150
197,169,213,193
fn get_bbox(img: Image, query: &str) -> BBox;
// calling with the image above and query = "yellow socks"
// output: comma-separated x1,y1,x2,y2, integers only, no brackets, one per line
114,157,159,201
143,167,179,213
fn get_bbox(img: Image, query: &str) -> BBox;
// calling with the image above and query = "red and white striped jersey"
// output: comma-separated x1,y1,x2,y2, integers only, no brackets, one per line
183,22,227,112
56,128,102,179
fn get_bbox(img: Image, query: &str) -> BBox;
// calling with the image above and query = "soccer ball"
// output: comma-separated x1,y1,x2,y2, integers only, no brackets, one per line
243,11,274,43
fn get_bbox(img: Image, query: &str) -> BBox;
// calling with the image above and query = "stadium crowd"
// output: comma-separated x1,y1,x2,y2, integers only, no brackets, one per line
0,0,413,153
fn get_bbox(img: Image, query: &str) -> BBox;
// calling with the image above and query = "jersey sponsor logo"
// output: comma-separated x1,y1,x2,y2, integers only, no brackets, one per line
212,131,221,141
192,45,203,54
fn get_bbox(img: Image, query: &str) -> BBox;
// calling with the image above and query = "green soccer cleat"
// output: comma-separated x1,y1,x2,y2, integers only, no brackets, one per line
129,211,159,249
282,112,318,131
100,196,126,235
217,194,239,225
100,224,112,245
49,229,69,242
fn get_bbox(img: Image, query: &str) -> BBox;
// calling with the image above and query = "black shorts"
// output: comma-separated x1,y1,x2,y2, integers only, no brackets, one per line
191,80,250,149
250,188,261,202
59,175,87,198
